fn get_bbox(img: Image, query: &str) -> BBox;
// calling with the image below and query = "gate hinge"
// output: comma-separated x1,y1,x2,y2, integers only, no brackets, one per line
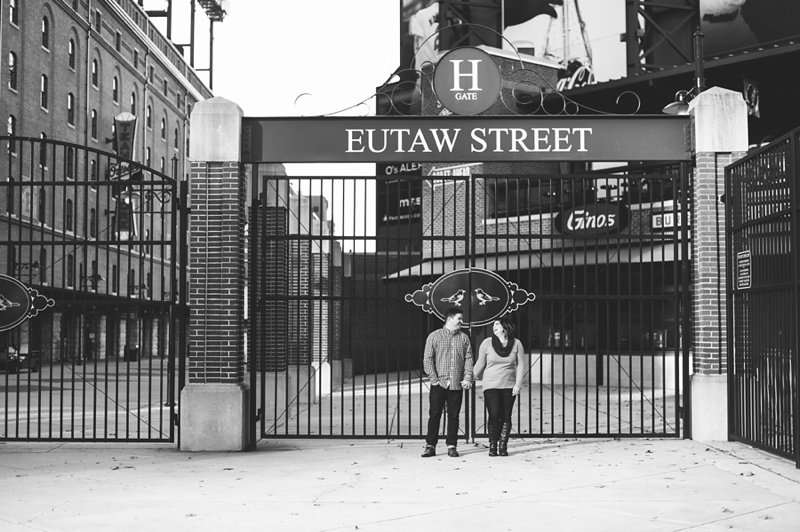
173,412,180,427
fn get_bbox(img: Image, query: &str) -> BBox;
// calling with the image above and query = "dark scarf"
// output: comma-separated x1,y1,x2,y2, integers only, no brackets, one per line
492,335,514,357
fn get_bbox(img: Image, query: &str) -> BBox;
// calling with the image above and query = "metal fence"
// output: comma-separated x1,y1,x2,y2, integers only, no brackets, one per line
247,163,691,441
726,129,800,467
0,137,186,442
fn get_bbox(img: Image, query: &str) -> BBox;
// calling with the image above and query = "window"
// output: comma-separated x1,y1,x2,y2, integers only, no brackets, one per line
67,93,75,125
39,249,47,284
115,31,121,52
112,265,118,292
72,0,78,10
160,157,165,173
7,115,16,155
134,49,139,69
9,0,18,26
39,133,47,166
37,188,46,223
160,117,166,139
146,147,151,167
68,39,76,69
130,92,137,115
89,208,97,238
146,105,151,128
67,255,75,288
163,79,168,96
94,10,102,32
174,128,179,150
148,65,154,83
66,147,75,179
90,159,97,188
91,110,97,140
92,59,98,87
8,52,17,90
7,177,15,215
112,76,119,102
66,199,74,231
40,75,49,109
42,17,50,49
90,261,99,289
111,215,116,242
8,246,16,275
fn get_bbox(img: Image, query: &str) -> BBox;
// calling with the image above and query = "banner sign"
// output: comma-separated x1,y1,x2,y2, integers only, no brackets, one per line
242,115,691,163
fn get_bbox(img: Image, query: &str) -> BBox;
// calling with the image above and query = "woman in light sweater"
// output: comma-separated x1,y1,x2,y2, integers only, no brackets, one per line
474,318,525,456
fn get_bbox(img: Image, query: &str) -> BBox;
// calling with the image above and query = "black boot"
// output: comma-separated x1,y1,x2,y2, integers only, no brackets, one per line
487,424,498,456
499,422,511,456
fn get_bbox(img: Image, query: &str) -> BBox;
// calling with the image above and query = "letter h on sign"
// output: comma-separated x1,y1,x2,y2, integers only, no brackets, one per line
450,60,482,92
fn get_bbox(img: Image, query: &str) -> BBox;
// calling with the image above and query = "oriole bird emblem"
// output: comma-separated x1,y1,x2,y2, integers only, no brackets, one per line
474,288,500,306
440,289,466,306
0,294,20,312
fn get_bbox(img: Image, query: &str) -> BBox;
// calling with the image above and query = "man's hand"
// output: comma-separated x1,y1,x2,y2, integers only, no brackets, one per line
461,380,472,390
512,385,521,396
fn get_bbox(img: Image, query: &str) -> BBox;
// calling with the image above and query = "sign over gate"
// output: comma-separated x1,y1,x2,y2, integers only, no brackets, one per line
242,115,691,164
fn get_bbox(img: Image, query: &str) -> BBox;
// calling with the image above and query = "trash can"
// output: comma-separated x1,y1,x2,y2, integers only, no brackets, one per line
124,345,139,362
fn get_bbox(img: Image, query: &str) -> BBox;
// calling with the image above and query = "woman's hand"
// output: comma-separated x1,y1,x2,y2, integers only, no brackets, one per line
512,385,521,396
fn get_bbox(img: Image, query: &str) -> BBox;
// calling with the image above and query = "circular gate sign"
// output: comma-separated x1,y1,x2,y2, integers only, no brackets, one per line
433,47,502,116
405,267,536,327
0,275,33,332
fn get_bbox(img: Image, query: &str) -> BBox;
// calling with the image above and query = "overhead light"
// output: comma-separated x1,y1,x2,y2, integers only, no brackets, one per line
662,90,691,115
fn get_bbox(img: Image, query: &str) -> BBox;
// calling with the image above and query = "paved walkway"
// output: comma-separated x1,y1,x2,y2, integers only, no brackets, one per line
2,437,799,531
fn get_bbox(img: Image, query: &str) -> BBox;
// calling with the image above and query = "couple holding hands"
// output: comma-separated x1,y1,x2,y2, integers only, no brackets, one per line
422,307,525,458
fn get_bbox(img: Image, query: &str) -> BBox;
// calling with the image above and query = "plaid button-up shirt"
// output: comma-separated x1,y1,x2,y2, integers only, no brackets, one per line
423,327,474,390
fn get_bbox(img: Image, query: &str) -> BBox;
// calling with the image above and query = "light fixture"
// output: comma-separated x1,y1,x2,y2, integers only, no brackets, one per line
662,30,707,115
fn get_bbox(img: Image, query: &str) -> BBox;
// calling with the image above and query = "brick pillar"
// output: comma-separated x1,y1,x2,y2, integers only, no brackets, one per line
180,97,250,451
689,87,748,441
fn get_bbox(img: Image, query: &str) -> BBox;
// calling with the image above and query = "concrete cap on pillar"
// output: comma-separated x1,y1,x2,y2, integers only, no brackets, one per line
689,87,748,153
189,97,244,162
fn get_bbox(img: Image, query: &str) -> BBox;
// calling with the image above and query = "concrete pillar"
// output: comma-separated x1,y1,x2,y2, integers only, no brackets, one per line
688,87,748,441
181,97,250,451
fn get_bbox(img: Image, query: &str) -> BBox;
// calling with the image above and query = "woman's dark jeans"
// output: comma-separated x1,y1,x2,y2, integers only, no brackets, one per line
484,388,515,439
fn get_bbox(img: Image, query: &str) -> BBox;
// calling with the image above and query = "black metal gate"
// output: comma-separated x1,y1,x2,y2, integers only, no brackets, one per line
248,162,690,441
726,129,800,467
0,137,186,442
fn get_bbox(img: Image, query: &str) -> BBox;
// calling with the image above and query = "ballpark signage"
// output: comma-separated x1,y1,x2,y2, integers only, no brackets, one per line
242,115,691,163
0,275,55,332
433,47,502,116
405,267,536,327
555,203,630,236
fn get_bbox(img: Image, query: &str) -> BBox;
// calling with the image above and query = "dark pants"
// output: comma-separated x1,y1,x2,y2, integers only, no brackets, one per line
425,385,463,447
484,388,516,439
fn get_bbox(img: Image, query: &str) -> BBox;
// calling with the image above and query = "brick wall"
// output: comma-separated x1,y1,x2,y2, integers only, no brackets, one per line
188,161,246,383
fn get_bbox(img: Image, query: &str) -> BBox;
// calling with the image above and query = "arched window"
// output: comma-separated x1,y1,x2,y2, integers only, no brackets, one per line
40,75,49,109
89,208,97,238
66,147,75,179
90,159,97,184
67,255,75,288
67,93,75,125
68,39,76,69
8,52,17,90
6,177,15,215
146,147,151,167
37,188,46,223
66,199,74,231
174,127,179,150
92,59,98,87
39,133,47,166
146,105,152,128
42,17,50,49
91,110,98,139
130,92,137,115
9,0,19,26
7,115,16,155
112,76,119,102
160,157,165,173
160,117,166,139
39,248,47,284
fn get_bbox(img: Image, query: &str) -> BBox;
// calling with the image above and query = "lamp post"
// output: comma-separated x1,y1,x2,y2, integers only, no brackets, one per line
14,261,40,282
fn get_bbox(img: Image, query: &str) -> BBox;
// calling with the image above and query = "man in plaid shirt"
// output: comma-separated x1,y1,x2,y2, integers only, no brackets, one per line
422,307,475,458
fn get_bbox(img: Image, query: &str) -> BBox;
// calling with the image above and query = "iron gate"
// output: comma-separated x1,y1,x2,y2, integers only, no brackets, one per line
0,137,185,442
726,128,800,467
248,162,691,441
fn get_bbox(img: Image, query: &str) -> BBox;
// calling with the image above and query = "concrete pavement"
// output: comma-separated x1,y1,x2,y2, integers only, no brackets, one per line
2,437,800,531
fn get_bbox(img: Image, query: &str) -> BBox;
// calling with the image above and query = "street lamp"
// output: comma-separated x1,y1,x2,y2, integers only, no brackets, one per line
81,273,105,291
14,261,40,282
